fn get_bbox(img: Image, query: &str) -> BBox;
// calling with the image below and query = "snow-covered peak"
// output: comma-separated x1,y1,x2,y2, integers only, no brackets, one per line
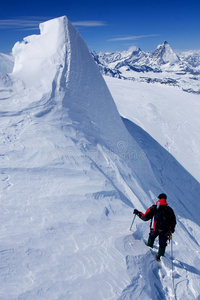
151,41,179,64
92,46,142,68
122,46,141,59
12,16,67,91
57,17,135,151
10,16,139,155
179,49,200,67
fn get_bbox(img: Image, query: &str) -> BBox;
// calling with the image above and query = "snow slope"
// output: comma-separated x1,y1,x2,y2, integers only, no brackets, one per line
0,16,200,300
0,53,14,73
105,76,200,183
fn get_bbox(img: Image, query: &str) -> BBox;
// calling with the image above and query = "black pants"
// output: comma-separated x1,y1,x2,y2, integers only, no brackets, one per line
149,229,169,248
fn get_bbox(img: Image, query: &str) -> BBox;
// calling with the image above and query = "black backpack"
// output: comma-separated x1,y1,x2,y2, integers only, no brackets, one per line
155,205,171,232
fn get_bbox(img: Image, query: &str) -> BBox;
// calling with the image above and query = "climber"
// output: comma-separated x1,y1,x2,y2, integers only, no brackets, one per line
134,193,176,261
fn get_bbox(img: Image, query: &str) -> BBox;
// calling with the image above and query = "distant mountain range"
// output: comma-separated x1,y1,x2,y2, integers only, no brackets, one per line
91,41,200,94
0,41,199,94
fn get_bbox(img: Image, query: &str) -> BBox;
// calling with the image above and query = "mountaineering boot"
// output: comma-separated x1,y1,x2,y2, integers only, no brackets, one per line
147,237,154,248
156,247,165,261
156,254,161,262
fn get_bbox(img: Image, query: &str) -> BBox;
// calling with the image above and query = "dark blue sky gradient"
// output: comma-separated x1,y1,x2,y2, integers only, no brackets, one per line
0,0,200,54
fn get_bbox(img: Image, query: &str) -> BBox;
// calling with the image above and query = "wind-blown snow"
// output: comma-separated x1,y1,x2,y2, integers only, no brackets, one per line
0,16,200,300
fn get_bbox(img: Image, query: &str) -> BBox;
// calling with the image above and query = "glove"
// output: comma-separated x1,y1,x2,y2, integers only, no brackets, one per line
171,228,175,233
134,209,139,216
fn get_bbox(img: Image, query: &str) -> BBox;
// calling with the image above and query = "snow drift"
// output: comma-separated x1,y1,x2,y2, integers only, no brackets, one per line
1,16,200,300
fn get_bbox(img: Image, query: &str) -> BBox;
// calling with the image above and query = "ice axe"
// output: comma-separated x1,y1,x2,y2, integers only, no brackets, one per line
130,213,136,231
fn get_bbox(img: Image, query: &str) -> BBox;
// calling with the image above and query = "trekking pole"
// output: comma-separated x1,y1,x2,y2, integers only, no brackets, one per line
130,214,136,231
169,233,176,299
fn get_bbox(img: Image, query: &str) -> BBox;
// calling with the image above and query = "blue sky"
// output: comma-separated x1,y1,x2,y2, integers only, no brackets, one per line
0,0,200,54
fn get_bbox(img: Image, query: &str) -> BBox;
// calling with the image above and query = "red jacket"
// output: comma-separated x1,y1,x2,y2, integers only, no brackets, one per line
138,198,176,233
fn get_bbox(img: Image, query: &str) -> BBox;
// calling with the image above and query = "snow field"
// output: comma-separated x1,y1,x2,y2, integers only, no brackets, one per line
0,164,132,299
105,76,200,183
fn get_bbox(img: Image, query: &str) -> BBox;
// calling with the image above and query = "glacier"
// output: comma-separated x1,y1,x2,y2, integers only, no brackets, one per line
0,16,200,300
